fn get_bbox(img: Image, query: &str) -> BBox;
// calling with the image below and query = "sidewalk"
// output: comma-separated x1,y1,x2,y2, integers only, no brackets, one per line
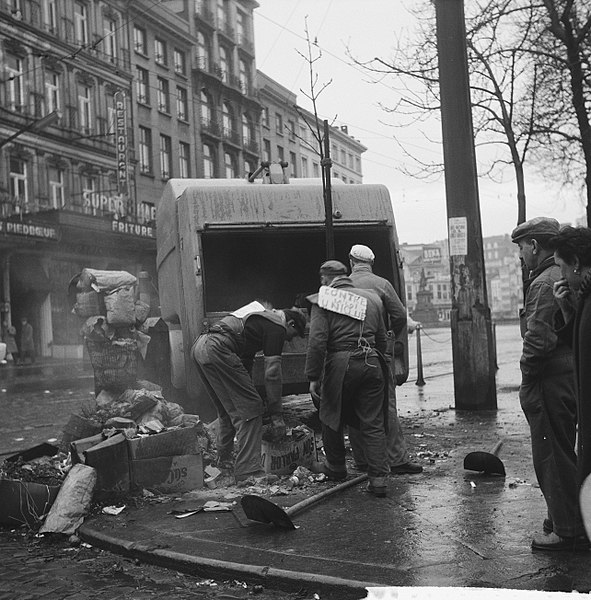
78,353,591,599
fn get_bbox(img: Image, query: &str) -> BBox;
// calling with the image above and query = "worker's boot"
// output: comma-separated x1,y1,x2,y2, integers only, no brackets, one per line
368,476,388,498
267,415,287,443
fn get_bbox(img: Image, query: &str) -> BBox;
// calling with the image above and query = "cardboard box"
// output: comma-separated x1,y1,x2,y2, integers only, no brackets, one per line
84,433,130,495
70,433,104,465
128,425,200,460
130,454,203,493
261,426,317,475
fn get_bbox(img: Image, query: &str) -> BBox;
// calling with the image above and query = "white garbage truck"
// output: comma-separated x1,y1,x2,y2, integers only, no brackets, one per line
156,169,409,419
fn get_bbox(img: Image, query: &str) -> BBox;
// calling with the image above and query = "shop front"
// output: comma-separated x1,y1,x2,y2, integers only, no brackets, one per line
0,211,156,360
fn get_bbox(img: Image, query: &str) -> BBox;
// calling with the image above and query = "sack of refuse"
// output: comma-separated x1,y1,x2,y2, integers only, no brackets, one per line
105,285,136,327
40,464,97,535
78,269,137,293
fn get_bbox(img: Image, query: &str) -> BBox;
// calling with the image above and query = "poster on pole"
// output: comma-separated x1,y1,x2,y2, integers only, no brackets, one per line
448,217,468,256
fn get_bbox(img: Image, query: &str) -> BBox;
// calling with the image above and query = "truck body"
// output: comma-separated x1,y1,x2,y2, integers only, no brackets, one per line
156,177,408,420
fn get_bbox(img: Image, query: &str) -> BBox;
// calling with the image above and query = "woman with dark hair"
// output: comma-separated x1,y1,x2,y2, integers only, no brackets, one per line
552,226,591,488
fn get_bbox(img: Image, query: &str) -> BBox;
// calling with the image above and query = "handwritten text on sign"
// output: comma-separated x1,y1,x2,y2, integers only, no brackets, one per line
318,286,367,321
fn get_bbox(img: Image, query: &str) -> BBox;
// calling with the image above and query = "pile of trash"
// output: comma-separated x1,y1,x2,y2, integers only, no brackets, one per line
70,268,151,393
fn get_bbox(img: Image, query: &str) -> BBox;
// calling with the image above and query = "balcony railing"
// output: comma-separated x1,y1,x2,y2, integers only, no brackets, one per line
201,118,221,137
223,127,240,146
195,6,215,27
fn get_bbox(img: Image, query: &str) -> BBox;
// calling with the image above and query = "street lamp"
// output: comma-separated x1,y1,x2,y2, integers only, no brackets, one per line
0,110,61,150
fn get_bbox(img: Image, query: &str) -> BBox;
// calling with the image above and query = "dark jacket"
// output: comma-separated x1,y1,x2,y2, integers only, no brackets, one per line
556,274,591,483
305,277,386,431
349,263,407,335
520,257,572,381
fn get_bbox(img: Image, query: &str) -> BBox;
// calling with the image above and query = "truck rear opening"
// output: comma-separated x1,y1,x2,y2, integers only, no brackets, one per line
157,178,408,419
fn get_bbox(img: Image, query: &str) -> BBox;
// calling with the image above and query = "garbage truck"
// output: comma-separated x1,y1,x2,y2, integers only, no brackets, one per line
156,166,409,420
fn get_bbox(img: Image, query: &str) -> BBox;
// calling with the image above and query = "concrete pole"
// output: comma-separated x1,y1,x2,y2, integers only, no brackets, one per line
435,0,497,409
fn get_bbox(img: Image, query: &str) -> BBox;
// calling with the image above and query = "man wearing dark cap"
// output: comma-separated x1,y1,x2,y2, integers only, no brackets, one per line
348,244,423,475
192,302,306,483
511,217,588,550
305,260,390,497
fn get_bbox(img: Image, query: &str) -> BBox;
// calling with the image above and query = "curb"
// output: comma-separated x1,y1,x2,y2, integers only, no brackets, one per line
78,525,378,598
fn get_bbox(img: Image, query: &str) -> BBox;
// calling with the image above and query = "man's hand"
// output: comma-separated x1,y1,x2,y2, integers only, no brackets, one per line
309,380,321,409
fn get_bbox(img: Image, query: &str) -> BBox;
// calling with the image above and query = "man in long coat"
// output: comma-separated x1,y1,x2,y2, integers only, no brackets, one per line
305,260,389,497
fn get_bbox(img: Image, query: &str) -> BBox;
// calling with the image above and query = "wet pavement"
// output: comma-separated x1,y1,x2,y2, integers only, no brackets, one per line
2,324,591,598
76,324,591,598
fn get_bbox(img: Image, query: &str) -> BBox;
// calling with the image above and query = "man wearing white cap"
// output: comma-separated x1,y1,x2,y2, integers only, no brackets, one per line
348,244,423,475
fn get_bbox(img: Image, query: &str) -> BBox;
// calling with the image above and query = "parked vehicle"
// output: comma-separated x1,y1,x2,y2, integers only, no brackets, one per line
156,168,408,419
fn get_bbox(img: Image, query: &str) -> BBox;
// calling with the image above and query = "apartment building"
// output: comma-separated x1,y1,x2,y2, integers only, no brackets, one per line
257,70,300,177
0,0,155,358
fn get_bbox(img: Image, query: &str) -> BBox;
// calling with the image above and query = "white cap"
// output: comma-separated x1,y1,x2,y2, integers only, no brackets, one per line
349,244,375,262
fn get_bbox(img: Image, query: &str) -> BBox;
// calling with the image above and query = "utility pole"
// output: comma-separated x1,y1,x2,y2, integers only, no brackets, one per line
435,0,497,410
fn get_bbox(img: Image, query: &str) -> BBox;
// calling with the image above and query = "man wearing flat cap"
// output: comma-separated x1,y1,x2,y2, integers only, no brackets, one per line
348,244,423,475
511,217,585,550
305,260,390,497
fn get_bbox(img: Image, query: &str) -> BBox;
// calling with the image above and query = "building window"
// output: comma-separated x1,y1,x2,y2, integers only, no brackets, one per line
136,66,149,104
200,89,212,124
287,120,295,141
236,10,245,43
275,113,283,135
45,72,60,114
355,156,361,172
48,165,64,208
154,38,167,65
157,77,170,113
263,139,271,162
9,157,28,208
81,174,97,214
276,145,284,161
239,59,249,94
6,56,24,112
203,143,215,178
222,101,233,136
196,31,209,70
216,0,227,28
301,156,308,177
312,162,320,177
224,151,235,178
74,2,88,46
289,152,297,177
138,126,152,174
78,86,92,130
160,134,172,179
174,49,186,75
241,113,253,145
261,106,269,128
103,18,117,62
179,142,190,178
244,159,255,177
133,25,147,54
42,0,58,33
219,46,229,83
176,86,188,121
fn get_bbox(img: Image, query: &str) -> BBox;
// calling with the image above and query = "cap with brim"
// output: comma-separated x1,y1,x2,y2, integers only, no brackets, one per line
511,217,560,243
319,260,348,276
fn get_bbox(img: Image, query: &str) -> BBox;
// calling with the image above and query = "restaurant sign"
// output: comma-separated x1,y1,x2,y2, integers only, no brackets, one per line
0,219,58,240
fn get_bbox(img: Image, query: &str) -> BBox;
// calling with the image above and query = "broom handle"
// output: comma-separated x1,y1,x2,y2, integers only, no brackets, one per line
285,474,368,517
491,440,503,456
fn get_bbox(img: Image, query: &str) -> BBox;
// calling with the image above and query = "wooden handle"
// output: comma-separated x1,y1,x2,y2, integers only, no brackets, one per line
285,474,368,517
490,440,503,456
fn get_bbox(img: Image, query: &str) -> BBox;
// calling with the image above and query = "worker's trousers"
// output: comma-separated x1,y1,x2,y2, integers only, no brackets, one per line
519,355,584,538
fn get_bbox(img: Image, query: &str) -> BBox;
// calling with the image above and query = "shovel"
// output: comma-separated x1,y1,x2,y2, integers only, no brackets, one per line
463,440,505,476
241,473,368,530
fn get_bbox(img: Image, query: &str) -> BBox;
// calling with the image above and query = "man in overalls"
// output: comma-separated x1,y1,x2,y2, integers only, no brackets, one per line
193,302,306,482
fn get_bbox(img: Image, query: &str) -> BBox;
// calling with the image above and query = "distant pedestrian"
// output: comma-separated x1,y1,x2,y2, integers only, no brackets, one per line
18,316,35,365
305,260,390,497
551,226,591,490
347,244,423,475
511,217,588,551
2,320,18,363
